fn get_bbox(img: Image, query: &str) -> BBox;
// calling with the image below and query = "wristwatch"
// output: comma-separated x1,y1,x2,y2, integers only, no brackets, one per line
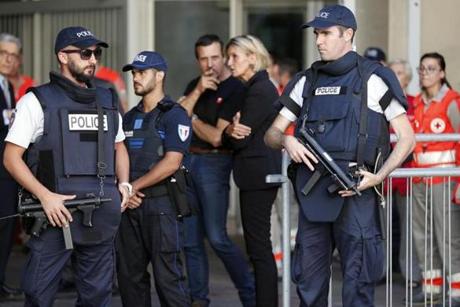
191,113,199,121
119,182,133,196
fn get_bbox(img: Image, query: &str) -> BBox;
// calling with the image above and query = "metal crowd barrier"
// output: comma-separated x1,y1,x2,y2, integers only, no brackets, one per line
384,168,460,307
267,133,460,307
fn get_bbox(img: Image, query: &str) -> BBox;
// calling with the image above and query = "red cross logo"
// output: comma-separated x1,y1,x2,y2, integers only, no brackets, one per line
430,118,446,133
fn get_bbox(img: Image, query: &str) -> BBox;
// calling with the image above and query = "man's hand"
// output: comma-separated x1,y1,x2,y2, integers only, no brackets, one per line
338,169,383,197
196,69,219,93
40,192,76,227
118,183,131,212
283,135,318,171
127,191,145,209
126,182,145,210
180,68,220,117
225,112,251,139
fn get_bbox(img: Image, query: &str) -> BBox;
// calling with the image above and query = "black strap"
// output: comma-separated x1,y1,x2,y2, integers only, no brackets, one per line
279,95,301,117
356,57,369,168
141,183,168,198
96,102,106,178
379,89,393,112
300,70,318,121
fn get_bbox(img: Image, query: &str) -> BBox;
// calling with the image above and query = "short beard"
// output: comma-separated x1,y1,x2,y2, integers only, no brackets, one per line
134,84,149,96
68,60,95,83
134,78,157,96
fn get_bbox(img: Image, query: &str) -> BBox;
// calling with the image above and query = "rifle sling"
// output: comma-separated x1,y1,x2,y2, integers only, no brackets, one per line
357,57,369,168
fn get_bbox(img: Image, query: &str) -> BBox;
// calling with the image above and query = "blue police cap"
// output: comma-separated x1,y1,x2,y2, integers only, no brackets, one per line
54,26,108,54
302,4,357,31
364,47,387,62
122,51,168,72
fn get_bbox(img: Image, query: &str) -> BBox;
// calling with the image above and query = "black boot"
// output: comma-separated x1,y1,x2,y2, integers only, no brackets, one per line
0,283,23,301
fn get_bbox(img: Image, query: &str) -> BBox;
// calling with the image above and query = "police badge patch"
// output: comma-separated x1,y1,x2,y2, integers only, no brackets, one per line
178,124,190,142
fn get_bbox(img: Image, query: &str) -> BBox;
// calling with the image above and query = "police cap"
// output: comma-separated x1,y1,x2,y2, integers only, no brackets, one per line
54,26,108,54
122,51,168,72
302,4,357,31
364,47,387,63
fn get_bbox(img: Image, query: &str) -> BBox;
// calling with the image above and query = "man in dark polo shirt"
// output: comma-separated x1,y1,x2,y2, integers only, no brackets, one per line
179,34,255,307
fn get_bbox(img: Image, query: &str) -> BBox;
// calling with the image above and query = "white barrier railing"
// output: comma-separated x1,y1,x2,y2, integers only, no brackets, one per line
391,133,460,143
385,168,460,307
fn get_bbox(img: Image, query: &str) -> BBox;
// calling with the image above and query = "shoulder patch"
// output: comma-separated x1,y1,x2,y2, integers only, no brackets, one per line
177,124,190,142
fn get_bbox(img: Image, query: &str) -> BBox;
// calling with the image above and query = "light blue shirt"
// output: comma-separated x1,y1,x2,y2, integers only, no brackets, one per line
0,74,11,108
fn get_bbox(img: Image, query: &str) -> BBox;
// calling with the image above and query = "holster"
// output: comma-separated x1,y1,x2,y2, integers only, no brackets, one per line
166,166,192,220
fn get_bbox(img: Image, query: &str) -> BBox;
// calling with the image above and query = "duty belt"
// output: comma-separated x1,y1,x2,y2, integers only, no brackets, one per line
141,183,168,198
189,146,232,155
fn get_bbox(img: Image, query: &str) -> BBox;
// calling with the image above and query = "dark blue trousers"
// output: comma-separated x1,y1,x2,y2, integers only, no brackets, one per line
22,228,115,307
292,189,384,307
116,195,191,307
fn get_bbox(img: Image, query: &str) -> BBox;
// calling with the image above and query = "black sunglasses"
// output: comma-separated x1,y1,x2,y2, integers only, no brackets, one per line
61,48,102,60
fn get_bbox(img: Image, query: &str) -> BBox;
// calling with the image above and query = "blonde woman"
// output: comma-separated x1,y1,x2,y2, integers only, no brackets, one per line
222,35,281,307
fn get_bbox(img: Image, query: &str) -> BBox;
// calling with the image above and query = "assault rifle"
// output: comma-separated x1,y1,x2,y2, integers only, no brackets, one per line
297,125,361,197
18,196,112,250
297,118,389,239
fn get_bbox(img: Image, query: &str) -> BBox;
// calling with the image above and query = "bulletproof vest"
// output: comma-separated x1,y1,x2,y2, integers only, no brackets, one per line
295,52,391,167
293,52,401,222
26,72,121,244
123,97,175,182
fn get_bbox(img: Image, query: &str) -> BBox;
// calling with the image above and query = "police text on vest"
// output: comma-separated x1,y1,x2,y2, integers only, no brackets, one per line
314,86,341,95
68,114,108,131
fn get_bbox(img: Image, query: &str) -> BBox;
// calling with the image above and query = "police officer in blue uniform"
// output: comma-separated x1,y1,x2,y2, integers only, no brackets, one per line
264,5,415,306
3,26,130,306
116,51,192,307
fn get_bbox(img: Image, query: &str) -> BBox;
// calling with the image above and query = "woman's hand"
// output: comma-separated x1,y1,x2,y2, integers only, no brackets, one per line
226,112,251,139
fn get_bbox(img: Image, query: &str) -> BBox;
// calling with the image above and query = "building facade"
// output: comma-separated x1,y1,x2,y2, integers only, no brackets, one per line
0,0,456,103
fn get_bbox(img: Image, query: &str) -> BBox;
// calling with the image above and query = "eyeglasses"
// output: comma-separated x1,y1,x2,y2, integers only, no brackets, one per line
0,49,20,61
417,66,441,75
61,48,102,60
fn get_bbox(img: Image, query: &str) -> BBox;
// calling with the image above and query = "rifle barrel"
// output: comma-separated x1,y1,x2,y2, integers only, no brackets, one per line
18,197,112,213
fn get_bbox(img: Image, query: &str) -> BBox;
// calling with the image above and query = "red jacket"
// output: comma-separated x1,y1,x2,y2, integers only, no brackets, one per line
14,75,35,101
413,87,460,184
